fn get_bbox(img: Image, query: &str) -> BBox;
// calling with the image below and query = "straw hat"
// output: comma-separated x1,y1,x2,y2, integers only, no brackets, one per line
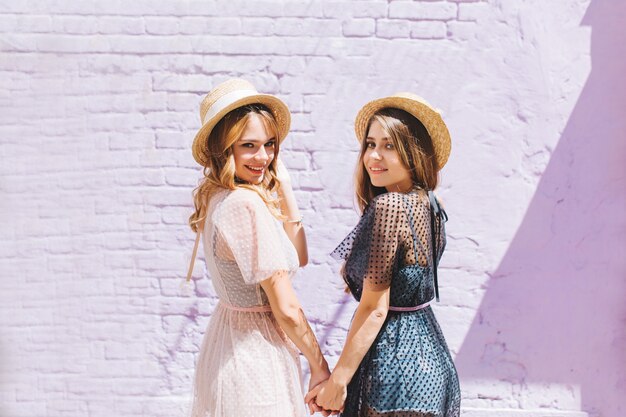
354,93,451,169
191,78,291,166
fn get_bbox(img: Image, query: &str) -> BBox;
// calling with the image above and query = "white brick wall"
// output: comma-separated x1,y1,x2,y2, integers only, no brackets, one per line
1,1,624,417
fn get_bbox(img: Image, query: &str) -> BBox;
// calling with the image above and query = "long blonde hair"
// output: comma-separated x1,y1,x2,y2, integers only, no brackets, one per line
355,108,439,212
189,104,282,232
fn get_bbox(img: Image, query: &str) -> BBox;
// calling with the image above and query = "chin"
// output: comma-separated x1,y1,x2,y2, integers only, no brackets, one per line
368,178,386,189
244,175,264,185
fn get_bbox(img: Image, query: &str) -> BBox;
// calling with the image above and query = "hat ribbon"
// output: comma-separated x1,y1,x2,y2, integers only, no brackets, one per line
202,89,258,124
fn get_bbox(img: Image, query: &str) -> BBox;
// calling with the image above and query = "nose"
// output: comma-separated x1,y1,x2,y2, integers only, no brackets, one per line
370,148,382,160
254,146,269,162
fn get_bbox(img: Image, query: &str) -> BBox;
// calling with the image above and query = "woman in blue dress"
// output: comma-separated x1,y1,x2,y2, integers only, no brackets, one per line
306,93,461,417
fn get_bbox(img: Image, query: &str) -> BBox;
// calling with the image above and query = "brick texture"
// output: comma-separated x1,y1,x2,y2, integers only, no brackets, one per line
1,1,624,417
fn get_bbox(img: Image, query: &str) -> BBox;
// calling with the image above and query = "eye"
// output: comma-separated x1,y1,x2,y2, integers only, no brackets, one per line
365,142,375,149
385,143,394,150
241,142,255,148
264,140,276,148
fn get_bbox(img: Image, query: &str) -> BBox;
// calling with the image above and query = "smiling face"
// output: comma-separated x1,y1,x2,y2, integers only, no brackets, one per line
231,113,277,185
363,119,414,193
354,108,440,212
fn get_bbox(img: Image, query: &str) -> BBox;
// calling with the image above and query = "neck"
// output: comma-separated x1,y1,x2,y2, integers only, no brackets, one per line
386,180,415,194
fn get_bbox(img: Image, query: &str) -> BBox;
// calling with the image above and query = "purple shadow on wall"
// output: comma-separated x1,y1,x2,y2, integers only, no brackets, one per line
454,1,626,416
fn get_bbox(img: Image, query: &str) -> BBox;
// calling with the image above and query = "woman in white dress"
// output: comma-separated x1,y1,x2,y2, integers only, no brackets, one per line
186,79,330,417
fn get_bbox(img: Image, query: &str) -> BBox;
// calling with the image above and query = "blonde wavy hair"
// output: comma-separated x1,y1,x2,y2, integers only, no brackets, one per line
355,108,439,212
189,104,282,233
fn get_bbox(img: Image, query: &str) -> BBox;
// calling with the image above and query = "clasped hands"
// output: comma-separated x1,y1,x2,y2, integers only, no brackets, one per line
305,373,347,416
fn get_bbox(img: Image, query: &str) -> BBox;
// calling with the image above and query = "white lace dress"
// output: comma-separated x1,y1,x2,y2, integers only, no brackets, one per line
190,188,305,417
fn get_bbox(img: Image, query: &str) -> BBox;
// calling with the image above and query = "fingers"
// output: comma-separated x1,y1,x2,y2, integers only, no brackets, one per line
304,386,320,403
318,408,340,417
304,392,313,404
308,398,335,417
307,399,322,414
315,402,339,417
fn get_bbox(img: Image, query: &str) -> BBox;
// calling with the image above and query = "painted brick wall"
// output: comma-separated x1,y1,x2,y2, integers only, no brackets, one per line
1,1,624,417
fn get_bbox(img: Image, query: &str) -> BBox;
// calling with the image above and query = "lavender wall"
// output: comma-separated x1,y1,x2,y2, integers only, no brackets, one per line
1,1,624,416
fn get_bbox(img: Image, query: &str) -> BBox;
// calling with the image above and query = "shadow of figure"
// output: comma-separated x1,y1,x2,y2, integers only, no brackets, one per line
454,1,626,416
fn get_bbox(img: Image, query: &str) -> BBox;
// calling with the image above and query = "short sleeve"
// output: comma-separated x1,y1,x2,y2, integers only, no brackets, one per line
331,192,407,298
214,190,293,284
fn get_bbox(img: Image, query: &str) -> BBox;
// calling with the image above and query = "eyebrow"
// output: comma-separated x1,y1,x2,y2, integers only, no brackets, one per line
365,137,390,141
238,137,276,143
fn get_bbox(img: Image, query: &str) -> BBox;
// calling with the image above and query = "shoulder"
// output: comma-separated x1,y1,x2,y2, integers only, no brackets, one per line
214,188,268,222
358,192,408,228
366,191,432,220
367,192,407,216
225,188,266,207
371,191,404,207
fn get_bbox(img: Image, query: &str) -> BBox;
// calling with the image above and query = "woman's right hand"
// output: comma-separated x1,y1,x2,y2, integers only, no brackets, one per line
307,365,331,415
309,365,331,392
306,376,346,416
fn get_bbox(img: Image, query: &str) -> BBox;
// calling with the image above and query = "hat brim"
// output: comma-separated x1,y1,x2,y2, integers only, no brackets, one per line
192,94,291,166
354,96,451,169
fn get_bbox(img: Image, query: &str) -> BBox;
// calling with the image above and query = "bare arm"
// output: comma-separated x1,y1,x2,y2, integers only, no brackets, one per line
305,285,390,413
275,158,308,267
260,270,329,378
278,182,308,267
331,285,390,385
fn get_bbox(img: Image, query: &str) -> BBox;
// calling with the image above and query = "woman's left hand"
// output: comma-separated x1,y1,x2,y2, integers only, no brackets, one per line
305,377,346,415
274,157,292,187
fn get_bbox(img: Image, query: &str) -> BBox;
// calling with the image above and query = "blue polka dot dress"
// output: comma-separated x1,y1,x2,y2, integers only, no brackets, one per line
331,190,461,417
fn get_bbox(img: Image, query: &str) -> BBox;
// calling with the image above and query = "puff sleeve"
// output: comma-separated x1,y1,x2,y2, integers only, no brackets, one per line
331,192,408,299
214,190,295,285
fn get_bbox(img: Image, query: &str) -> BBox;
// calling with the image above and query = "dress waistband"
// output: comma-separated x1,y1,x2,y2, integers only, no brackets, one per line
219,301,273,313
389,301,430,312
219,302,428,313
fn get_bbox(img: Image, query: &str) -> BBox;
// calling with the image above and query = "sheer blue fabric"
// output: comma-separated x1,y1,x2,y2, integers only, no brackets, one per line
331,190,461,417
